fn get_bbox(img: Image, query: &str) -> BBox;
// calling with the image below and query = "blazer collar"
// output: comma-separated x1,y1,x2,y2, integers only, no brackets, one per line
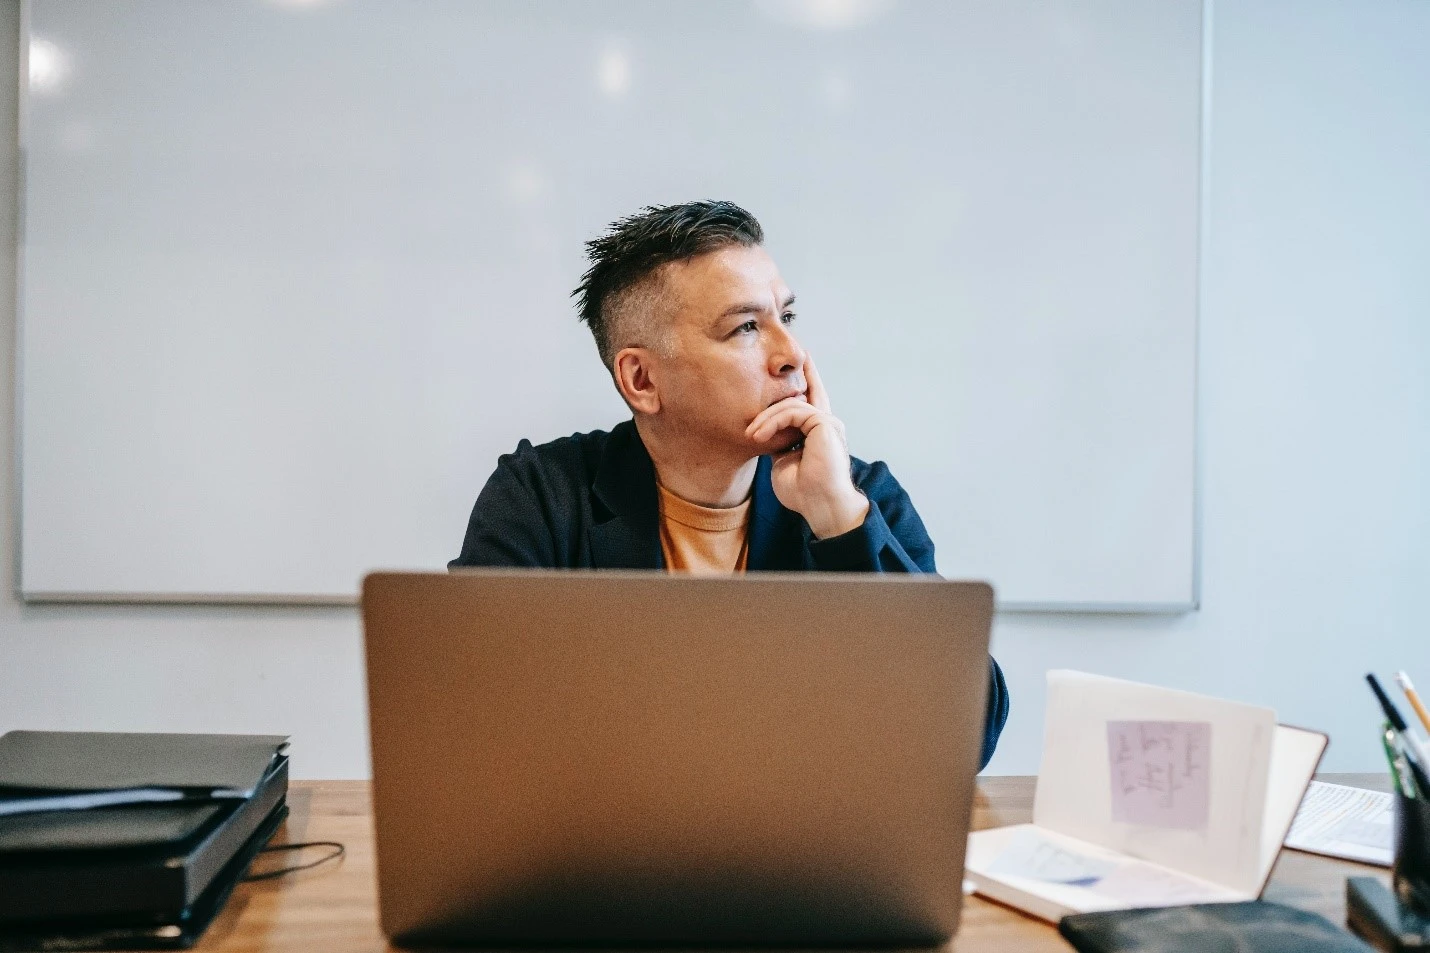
590,420,664,569
590,420,808,571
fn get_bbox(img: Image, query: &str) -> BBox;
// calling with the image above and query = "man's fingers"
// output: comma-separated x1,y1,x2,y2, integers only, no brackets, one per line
747,403,820,442
747,403,844,443
804,353,832,413
746,395,812,436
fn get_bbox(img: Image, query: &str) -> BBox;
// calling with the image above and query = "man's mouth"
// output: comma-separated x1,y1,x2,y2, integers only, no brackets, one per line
768,391,807,408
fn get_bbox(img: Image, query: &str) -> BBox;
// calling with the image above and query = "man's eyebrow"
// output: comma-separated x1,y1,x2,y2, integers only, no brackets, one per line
719,301,766,318
718,294,797,319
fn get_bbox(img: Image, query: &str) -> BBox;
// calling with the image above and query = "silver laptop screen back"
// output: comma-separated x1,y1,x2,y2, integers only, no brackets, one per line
363,570,994,946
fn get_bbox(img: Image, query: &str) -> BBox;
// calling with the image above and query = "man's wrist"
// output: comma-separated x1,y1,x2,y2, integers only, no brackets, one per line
806,489,870,540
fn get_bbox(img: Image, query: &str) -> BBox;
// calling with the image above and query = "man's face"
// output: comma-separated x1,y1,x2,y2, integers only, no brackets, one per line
650,244,808,455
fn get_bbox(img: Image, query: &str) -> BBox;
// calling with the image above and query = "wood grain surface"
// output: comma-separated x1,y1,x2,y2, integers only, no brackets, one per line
187,775,1391,952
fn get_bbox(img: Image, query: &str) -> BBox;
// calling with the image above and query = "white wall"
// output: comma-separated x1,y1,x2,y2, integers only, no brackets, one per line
2,0,1426,779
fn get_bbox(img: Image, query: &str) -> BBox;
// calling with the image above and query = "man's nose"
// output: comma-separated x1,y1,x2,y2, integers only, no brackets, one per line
768,320,807,377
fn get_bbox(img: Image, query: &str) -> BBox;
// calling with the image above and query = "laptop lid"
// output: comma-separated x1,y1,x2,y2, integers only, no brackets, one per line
362,570,994,946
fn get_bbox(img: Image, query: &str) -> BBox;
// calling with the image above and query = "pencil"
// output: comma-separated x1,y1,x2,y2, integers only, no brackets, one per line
1396,671,1430,735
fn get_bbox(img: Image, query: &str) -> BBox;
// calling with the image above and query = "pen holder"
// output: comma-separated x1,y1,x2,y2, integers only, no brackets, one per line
1394,785,1430,915
1345,787,1430,950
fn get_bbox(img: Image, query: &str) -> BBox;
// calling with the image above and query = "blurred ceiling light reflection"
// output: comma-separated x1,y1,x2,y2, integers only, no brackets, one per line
505,163,550,206
28,38,69,95
753,0,895,31
597,47,631,98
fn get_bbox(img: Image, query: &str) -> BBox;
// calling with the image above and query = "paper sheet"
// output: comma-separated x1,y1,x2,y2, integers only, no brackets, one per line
0,787,187,817
1283,780,1392,866
987,828,1117,887
1087,860,1238,907
978,826,1243,911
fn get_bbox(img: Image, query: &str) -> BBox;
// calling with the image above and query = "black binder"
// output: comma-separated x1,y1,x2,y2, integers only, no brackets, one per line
0,754,288,923
0,730,288,804
0,799,288,952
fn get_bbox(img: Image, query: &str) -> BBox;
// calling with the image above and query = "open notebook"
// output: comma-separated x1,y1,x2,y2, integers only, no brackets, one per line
965,671,1327,923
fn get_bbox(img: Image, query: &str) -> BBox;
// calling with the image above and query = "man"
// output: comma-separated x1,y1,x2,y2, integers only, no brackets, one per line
452,201,1008,767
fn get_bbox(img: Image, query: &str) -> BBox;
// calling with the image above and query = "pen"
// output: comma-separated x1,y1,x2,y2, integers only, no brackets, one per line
1368,672,1413,732
1366,673,1430,796
1396,671,1430,735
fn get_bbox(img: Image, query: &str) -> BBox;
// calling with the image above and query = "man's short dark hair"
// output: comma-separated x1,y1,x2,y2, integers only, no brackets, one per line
573,200,764,371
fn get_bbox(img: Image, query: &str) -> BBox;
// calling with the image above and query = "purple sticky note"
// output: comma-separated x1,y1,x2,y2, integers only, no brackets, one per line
1107,721,1211,830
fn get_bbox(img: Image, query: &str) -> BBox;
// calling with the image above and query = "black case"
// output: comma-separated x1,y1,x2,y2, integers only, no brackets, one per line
1059,901,1376,953
0,756,288,922
1348,876,1430,952
0,799,287,951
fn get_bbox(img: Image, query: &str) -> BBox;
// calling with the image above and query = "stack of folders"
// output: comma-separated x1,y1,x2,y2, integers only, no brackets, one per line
0,731,289,951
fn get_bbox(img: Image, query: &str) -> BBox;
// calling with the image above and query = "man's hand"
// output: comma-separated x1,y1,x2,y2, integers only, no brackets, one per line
745,354,869,539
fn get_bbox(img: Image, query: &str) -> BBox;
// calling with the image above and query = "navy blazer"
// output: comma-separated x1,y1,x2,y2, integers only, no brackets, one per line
452,419,1009,767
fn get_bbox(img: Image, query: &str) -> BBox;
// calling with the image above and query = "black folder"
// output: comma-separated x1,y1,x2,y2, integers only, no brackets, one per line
0,798,288,951
0,754,288,923
0,730,288,806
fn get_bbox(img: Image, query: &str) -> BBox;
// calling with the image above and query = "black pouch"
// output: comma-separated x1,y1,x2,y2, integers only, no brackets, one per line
1060,900,1374,953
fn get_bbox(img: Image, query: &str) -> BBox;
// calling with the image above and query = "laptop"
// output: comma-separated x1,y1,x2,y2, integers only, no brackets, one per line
361,570,994,947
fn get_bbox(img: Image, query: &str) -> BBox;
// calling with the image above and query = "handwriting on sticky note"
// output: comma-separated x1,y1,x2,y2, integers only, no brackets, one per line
1107,721,1210,830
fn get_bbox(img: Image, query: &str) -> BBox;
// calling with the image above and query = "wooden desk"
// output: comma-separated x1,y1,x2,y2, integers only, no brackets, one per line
197,775,1392,952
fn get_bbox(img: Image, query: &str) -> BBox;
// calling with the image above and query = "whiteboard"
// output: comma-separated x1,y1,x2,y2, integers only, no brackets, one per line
19,0,1201,608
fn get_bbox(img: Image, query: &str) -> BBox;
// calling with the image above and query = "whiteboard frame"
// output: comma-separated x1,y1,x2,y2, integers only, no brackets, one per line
10,0,1210,614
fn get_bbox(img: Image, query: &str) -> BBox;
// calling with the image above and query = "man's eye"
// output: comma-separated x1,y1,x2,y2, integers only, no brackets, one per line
737,320,758,333
781,312,797,324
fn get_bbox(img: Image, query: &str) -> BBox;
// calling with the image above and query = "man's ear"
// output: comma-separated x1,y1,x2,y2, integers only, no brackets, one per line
612,347,661,415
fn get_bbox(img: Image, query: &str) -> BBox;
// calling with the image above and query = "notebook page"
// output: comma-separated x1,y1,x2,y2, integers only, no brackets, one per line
1033,671,1276,895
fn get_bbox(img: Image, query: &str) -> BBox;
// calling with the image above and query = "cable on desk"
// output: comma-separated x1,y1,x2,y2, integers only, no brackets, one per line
242,840,346,881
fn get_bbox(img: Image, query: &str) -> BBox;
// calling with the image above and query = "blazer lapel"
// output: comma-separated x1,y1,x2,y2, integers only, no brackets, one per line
746,456,811,571
589,424,808,571
589,420,664,570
